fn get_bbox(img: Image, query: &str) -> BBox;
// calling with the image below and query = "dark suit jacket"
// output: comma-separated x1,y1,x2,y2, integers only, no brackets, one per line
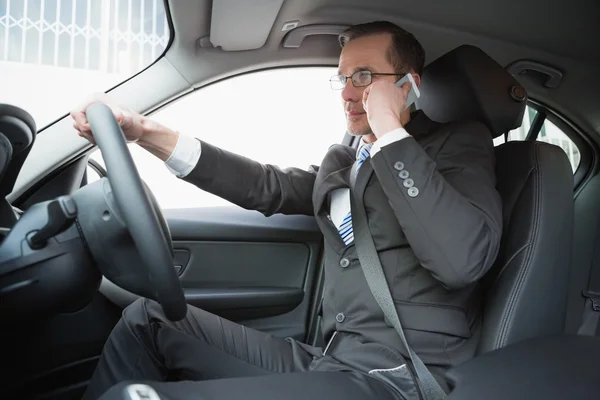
182,110,502,375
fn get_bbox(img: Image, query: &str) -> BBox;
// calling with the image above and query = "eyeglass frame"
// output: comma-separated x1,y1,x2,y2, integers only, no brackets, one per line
329,70,407,90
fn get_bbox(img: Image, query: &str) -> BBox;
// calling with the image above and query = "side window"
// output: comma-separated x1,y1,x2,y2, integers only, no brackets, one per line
91,68,347,209
536,118,581,172
494,105,581,172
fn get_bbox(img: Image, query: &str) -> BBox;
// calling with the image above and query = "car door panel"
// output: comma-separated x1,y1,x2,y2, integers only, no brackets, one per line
99,207,324,341
171,207,323,341
174,241,310,288
174,240,309,322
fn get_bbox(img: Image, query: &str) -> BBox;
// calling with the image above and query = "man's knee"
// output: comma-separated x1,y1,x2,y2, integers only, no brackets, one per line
112,297,164,340
122,298,162,325
99,298,164,361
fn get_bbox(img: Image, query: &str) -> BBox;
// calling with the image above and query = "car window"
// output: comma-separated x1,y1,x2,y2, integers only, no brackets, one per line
0,0,170,128
536,118,581,172
89,67,347,209
494,105,580,172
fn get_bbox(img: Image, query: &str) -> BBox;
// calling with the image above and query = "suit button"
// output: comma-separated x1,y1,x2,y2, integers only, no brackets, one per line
398,170,409,179
408,187,419,197
403,178,414,188
336,312,345,323
340,258,350,268
393,161,404,170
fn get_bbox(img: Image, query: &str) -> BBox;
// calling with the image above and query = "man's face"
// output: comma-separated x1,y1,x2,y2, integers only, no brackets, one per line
338,33,398,136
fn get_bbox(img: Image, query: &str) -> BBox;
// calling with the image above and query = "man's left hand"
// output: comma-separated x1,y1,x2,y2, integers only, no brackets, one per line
362,80,412,138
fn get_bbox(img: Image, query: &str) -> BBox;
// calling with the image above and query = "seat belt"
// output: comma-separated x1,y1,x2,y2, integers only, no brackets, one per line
578,243,600,336
349,164,446,400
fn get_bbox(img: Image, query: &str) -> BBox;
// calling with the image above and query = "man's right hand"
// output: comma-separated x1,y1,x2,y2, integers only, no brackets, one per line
70,93,146,145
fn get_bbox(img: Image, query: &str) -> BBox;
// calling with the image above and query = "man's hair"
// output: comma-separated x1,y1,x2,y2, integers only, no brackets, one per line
338,21,426,76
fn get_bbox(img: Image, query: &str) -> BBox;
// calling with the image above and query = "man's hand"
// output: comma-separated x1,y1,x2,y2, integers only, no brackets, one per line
362,80,412,138
70,93,146,145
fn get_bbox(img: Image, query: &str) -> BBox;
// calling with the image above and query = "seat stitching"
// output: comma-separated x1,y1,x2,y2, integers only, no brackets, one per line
496,143,543,349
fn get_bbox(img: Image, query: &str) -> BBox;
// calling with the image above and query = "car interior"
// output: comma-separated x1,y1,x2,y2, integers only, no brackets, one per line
1,0,600,399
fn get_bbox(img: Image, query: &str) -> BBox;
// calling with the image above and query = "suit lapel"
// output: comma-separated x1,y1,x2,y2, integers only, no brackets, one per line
313,162,354,253
312,145,355,218
313,167,352,212
314,158,374,252
311,143,378,253
351,158,374,202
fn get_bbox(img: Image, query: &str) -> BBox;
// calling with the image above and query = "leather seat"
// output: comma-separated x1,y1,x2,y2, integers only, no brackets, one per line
416,45,574,353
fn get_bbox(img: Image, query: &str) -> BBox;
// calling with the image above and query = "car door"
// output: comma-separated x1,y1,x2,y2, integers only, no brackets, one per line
90,67,348,343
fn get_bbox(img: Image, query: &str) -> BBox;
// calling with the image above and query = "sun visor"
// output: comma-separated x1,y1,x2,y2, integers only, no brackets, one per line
209,0,284,51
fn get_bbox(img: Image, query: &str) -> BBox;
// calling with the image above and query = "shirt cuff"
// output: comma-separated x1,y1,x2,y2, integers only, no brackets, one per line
165,133,202,178
371,128,410,157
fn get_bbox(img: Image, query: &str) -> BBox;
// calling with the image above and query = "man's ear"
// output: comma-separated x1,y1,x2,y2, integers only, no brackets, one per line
412,73,421,89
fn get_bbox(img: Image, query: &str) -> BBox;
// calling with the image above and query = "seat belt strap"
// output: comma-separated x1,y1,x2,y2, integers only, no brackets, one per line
350,162,446,400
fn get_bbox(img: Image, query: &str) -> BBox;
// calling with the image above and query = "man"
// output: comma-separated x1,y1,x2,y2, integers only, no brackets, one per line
73,21,502,400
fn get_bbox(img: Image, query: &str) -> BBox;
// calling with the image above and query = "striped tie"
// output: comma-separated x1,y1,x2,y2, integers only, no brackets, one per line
338,143,373,246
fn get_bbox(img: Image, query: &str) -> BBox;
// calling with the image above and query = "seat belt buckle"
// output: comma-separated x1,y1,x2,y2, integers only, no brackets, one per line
583,291,600,311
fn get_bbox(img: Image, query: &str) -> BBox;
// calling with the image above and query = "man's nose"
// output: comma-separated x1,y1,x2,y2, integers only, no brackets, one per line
341,81,363,104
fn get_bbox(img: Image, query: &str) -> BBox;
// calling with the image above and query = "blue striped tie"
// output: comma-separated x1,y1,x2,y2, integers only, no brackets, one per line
338,143,373,246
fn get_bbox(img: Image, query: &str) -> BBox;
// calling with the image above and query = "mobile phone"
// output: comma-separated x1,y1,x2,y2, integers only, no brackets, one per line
395,73,420,110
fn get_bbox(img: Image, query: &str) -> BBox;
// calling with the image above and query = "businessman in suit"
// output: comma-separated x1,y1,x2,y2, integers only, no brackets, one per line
73,21,502,400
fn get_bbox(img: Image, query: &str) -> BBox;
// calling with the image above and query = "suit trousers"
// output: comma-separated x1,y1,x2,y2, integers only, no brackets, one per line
83,298,402,400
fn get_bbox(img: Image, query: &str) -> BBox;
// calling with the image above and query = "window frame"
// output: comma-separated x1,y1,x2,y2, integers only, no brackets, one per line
525,100,595,188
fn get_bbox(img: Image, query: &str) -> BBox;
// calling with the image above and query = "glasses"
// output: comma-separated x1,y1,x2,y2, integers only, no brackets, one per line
329,70,405,90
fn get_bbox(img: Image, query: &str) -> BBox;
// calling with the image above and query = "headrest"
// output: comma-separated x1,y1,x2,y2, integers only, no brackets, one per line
415,45,527,138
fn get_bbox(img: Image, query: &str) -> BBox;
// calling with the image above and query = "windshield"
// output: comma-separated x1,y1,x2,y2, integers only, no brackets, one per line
0,0,170,129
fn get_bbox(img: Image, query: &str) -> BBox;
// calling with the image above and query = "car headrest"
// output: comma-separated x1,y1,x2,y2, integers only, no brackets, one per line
415,45,527,138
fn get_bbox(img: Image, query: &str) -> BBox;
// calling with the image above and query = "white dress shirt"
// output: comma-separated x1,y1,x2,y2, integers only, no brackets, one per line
165,129,410,231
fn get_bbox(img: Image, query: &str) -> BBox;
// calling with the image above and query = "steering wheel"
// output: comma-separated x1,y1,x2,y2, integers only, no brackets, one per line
85,103,187,321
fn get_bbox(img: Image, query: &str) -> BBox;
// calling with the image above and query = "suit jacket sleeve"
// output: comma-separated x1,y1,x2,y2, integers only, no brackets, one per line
180,139,317,216
371,122,503,289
